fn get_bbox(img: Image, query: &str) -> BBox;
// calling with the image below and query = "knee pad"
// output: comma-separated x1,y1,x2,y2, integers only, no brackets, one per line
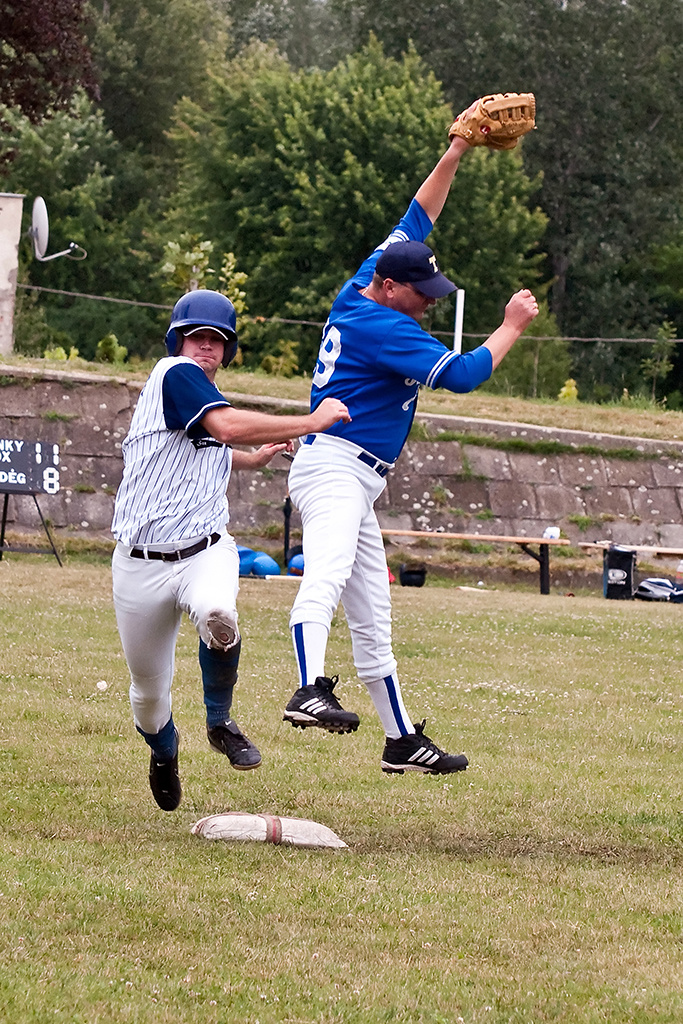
204,610,240,652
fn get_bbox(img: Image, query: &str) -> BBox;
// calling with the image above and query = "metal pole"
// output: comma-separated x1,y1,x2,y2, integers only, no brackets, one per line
453,288,465,353
32,494,62,566
539,543,550,595
283,495,292,565
519,541,551,595
0,493,8,560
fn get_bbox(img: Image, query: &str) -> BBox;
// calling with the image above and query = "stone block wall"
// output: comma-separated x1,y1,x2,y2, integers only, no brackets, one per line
2,365,683,552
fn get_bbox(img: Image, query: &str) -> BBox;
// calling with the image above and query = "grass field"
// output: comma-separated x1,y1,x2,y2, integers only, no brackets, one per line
1,559,683,1023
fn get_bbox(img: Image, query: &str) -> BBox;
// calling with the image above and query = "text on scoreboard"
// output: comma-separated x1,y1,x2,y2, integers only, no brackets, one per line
0,439,60,494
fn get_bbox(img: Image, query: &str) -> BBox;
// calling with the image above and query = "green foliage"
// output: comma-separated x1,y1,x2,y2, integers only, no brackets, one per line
42,410,78,421
647,233,683,333
217,252,249,328
567,513,599,533
156,239,251,364
95,333,128,364
11,282,55,357
260,339,299,376
159,235,216,296
558,378,579,404
641,321,676,401
42,343,79,361
88,0,231,157
6,0,683,409
0,95,166,360
427,149,546,337
46,300,167,364
158,239,250,315
43,346,68,361
332,0,683,345
225,0,351,70
0,0,96,127
166,38,546,371
431,484,449,507
427,429,662,462
408,420,431,441
480,303,570,399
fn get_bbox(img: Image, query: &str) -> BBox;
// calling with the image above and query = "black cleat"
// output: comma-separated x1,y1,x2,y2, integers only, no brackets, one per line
283,676,360,734
381,720,468,775
207,719,262,770
149,734,182,811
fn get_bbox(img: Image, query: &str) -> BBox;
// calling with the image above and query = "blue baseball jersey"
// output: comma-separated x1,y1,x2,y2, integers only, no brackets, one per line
310,198,493,464
111,356,232,545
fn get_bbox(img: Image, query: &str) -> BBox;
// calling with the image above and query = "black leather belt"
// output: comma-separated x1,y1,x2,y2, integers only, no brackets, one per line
130,532,221,562
356,451,390,477
303,436,391,477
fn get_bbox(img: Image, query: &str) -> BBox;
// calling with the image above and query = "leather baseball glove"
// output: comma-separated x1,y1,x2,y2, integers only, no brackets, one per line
448,93,536,150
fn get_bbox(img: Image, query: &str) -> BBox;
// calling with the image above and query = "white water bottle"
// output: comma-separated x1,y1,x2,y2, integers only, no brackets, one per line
676,559,683,587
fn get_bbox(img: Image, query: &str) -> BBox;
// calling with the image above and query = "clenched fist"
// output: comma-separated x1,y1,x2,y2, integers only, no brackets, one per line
310,397,351,431
504,289,539,333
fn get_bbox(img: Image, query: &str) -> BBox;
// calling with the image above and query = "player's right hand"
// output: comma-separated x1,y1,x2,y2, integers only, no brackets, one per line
504,289,539,333
310,397,351,430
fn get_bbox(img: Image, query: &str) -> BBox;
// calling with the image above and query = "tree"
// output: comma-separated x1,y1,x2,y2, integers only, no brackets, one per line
330,0,683,343
157,238,249,362
224,0,350,70
165,39,546,369
87,0,231,157
641,322,676,402
159,235,216,295
0,95,166,360
479,303,571,400
0,0,96,126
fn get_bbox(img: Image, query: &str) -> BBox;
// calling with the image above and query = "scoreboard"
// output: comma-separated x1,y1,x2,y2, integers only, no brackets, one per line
0,439,60,494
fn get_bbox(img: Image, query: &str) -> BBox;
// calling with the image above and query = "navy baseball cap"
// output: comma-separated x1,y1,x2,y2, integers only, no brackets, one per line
375,241,456,298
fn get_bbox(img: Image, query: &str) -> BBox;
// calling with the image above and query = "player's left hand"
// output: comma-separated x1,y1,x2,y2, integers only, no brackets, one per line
448,93,536,150
256,441,293,467
504,289,539,333
234,442,293,470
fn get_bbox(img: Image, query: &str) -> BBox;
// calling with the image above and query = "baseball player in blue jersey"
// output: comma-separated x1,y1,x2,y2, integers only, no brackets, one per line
282,123,539,774
111,289,349,811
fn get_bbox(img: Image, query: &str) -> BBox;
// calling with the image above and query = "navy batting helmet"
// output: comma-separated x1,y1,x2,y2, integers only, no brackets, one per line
165,290,238,367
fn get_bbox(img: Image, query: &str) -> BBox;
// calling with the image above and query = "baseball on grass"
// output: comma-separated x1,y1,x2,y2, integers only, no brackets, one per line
96,680,108,691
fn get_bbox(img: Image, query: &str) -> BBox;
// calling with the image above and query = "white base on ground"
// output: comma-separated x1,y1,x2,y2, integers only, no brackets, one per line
191,812,348,848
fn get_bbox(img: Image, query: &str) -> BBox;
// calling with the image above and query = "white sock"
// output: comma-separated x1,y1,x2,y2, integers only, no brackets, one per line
363,674,414,739
291,621,329,687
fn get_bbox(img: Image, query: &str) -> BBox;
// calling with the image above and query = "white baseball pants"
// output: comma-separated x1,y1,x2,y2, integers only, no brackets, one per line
112,531,240,734
288,435,413,737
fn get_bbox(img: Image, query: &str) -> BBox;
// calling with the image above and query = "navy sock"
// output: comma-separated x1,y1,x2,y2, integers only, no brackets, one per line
136,716,177,761
200,638,241,728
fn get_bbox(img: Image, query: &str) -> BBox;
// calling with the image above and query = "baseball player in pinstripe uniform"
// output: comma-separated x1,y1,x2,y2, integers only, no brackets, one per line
111,290,349,811
283,130,539,773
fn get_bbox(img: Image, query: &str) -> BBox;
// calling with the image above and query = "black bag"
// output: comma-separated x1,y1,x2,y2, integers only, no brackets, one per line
603,546,636,600
634,578,683,602
399,563,427,587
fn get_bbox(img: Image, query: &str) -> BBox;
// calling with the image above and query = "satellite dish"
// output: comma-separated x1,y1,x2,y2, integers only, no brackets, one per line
29,196,87,262
31,197,49,258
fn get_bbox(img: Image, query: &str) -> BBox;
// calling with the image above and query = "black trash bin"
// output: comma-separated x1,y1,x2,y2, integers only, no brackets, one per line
603,545,636,599
399,563,427,587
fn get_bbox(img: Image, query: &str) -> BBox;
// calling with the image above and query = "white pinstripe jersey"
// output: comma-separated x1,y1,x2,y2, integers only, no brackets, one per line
111,356,232,546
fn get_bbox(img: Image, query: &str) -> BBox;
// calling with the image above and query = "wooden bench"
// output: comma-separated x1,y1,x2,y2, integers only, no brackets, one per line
381,529,570,595
578,542,683,560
